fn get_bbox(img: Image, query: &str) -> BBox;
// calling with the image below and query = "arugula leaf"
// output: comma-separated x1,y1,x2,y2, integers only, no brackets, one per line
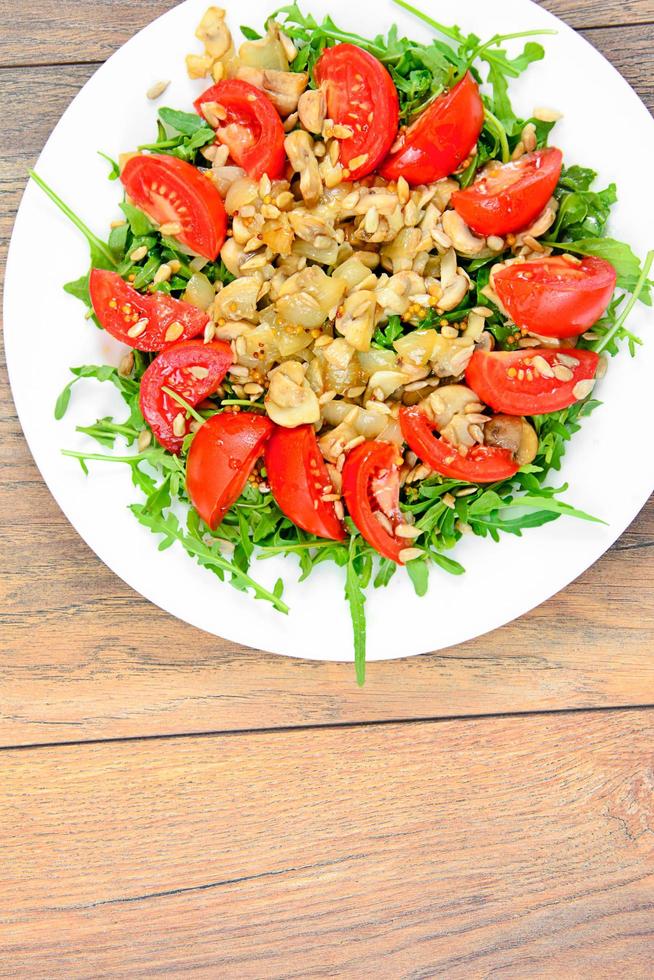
372,315,405,350
120,200,155,237
30,170,117,270
345,536,368,687
482,41,545,130
98,151,121,181
158,107,210,136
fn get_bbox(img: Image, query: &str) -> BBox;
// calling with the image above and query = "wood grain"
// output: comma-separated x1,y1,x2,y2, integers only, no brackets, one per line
1,507,653,745
2,710,654,977
0,1,653,68
2,23,654,744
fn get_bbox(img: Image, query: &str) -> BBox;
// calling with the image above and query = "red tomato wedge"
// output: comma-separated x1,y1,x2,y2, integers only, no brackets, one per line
451,147,563,236
314,43,399,181
400,407,519,483
465,349,600,416
186,413,273,528
194,79,286,181
341,441,408,563
121,154,227,260
139,340,232,454
89,269,209,352
494,256,617,338
379,72,483,186
264,425,346,541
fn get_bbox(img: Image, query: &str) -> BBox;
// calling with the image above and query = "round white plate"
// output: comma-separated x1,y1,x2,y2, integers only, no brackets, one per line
5,0,654,661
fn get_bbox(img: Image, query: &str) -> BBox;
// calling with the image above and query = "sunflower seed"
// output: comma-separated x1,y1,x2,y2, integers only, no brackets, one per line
146,79,170,100
164,321,184,343
572,379,596,400
127,318,149,338
399,547,423,563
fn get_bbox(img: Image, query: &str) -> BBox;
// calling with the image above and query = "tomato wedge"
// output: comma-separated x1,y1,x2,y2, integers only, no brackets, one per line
89,269,209,352
494,256,617,338
341,441,408,563
195,79,286,181
264,425,346,541
121,154,227,260
314,43,399,181
451,147,563,236
139,340,232,454
186,413,274,528
465,349,600,416
379,72,483,186
400,407,519,483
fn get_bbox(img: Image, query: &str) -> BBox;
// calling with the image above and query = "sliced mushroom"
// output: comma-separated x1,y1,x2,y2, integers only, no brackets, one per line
211,165,246,197
425,385,482,430
485,415,539,465
431,178,459,212
366,369,411,400
224,176,259,215
220,238,246,277
235,65,308,116
514,199,558,247
298,88,327,134
195,7,232,60
441,210,487,257
265,361,321,427
335,290,378,352
284,131,323,206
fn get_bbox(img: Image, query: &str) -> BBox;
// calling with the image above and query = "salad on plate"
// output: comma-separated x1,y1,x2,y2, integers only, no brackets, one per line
32,2,653,682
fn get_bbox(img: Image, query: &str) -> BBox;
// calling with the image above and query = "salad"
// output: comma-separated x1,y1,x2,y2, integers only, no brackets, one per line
33,2,653,683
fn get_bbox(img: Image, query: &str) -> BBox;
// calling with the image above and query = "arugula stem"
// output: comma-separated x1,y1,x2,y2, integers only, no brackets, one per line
161,387,206,424
77,421,139,438
62,449,153,465
257,541,343,555
593,250,654,354
29,170,117,269
177,536,289,614
468,28,557,64
484,108,510,163
220,399,265,409
392,0,462,42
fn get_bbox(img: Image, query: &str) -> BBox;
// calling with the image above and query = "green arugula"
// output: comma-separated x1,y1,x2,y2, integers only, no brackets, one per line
33,1,654,684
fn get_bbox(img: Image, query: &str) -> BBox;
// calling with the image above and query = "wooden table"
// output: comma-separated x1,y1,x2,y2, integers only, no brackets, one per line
1,1,653,974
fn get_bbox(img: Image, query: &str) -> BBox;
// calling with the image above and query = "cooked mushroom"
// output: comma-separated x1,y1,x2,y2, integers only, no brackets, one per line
484,415,539,465
441,210,487,258
284,131,323,206
514,200,558,247
265,361,321,427
425,385,482,430
335,290,378,352
195,7,232,59
438,247,471,311
298,89,327,134
235,66,308,116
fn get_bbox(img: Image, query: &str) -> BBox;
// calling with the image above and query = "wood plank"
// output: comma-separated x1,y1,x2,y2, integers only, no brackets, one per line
1,34,654,745
1,505,653,745
2,710,653,977
0,1,652,68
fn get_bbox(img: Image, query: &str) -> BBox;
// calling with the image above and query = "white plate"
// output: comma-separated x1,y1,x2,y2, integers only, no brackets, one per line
5,0,654,661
